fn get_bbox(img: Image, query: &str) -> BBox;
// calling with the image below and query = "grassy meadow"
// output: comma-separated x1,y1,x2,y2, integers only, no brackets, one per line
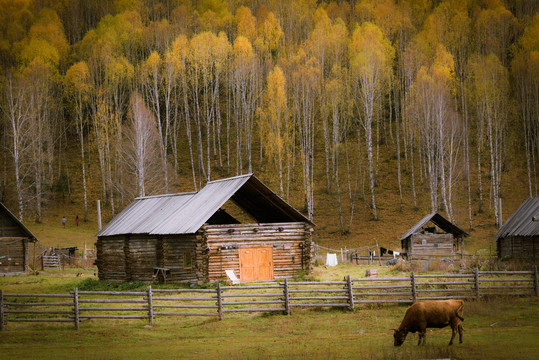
1,267,539,360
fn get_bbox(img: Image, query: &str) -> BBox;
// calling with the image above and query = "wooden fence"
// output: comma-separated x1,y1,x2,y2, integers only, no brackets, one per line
1,267,537,330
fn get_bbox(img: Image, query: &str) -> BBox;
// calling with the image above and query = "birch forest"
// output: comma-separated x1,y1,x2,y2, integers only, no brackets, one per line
0,0,538,236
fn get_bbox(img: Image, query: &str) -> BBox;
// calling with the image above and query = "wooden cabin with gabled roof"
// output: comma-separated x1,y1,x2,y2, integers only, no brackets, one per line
0,202,38,274
496,197,539,262
398,213,468,259
95,174,315,284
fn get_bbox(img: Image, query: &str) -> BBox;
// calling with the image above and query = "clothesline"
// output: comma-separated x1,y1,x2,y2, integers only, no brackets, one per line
313,242,401,256
313,242,377,252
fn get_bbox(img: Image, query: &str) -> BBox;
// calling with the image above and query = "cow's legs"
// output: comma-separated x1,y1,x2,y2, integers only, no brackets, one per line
449,325,456,345
458,323,463,344
418,331,426,345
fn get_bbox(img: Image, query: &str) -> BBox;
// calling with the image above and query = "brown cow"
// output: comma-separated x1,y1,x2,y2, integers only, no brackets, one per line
393,299,464,346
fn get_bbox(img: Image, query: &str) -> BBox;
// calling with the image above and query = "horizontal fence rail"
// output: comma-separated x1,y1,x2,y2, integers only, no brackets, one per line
1,267,537,330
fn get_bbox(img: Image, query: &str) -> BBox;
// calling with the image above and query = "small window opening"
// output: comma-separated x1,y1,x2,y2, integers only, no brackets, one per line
183,252,192,269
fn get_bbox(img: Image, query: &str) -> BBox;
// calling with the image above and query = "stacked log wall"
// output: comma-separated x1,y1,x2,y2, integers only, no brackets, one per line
410,233,454,257
0,238,28,273
163,235,198,283
0,210,31,273
96,236,127,280
201,222,312,282
498,236,539,261
126,236,157,281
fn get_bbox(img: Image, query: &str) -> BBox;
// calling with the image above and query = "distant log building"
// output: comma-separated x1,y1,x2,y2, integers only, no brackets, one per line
0,202,38,274
496,197,539,262
398,213,468,259
96,174,314,283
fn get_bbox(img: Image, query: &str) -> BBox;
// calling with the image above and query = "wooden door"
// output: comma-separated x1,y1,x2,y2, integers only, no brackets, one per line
239,247,273,281
239,248,257,281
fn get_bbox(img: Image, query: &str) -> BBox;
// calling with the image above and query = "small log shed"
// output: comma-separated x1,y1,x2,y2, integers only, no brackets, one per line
0,202,38,274
96,174,315,284
398,213,468,259
496,197,539,262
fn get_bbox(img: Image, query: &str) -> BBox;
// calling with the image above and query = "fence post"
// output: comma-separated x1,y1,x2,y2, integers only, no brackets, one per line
346,275,355,311
147,286,153,326
410,272,417,302
283,279,291,315
217,283,223,320
474,268,480,300
0,289,4,331
73,287,79,330
533,265,538,297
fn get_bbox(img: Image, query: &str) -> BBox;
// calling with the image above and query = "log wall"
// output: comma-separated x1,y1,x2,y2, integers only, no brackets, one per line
96,222,313,283
409,233,454,257
97,235,200,282
96,236,127,280
162,235,198,283
0,238,28,273
498,236,539,261
126,235,157,281
199,222,313,283
0,210,31,273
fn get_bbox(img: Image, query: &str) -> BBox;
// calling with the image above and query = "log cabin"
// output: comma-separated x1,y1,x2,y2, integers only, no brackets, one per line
96,174,314,283
398,213,468,259
0,202,38,274
496,197,539,262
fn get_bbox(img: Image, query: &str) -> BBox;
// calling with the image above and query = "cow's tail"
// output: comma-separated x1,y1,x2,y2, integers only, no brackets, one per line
456,301,464,322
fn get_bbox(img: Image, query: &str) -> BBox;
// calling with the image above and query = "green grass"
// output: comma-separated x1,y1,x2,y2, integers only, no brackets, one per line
1,298,538,359
1,269,539,359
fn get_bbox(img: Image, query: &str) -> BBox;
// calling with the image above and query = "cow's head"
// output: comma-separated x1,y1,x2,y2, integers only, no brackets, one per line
393,328,407,346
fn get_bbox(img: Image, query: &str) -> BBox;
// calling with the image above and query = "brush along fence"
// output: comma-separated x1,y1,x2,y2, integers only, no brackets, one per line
1,267,537,330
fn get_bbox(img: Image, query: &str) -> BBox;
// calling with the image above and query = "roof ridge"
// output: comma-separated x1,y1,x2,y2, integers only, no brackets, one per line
135,191,197,200
206,173,253,184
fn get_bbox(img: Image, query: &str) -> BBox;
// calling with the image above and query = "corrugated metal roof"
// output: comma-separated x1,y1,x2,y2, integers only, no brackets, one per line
97,174,313,237
0,202,38,241
150,175,251,234
96,192,196,237
398,212,468,242
495,197,539,238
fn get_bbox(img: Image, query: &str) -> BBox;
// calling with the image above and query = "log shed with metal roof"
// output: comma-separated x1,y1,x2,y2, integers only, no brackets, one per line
398,213,469,259
0,202,38,274
95,174,314,284
496,197,539,262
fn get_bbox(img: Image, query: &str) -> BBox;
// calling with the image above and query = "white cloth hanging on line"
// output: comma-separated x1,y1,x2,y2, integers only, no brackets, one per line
326,253,338,266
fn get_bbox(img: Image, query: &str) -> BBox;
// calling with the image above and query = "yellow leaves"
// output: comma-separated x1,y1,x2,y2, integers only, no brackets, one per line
233,36,254,61
65,61,91,95
166,34,188,74
234,6,256,42
143,51,162,75
349,22,395,81
431,45,454,85
19,38,60,69
197,0,232,33
255,11,283,57
519,13,539,52
106,56,134,86
267,66,286,109
262,65,291,172
468,53,508,106
17,8,68,72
